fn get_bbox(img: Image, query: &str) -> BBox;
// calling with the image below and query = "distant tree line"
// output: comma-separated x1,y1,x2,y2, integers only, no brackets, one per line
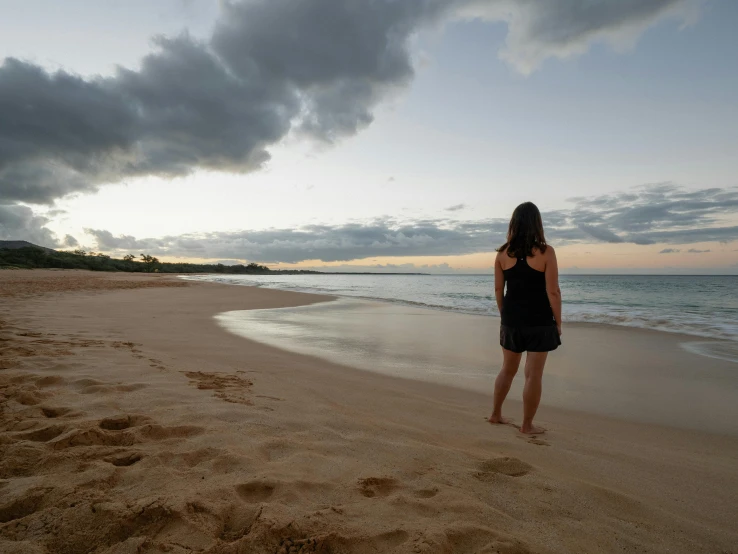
0,246,321,275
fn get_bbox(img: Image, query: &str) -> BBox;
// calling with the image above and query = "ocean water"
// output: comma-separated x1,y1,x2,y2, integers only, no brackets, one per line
183,273,738,344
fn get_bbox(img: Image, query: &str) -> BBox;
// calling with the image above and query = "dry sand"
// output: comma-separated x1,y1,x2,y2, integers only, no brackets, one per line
1,270,737,554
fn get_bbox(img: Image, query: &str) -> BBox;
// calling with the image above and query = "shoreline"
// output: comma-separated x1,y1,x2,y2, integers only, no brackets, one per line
179,273,738,347
214,295,738,436
2,270,737,553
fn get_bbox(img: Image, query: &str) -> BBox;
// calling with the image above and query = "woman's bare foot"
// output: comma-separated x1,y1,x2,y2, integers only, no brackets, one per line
519,424,546,435
487,414,512,425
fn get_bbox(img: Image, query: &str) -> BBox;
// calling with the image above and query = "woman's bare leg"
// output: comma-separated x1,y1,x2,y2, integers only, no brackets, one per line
521,351,548,434
489,348,523,424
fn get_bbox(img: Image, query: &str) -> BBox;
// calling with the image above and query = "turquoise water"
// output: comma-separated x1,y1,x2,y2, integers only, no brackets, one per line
183,274,738,343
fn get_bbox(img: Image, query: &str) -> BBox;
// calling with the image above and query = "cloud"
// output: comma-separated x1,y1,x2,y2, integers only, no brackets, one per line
86,218,510,263
0,1,706,252
0,1,454,207
463,0,701,74
270,261,464,274
86,184,738,263
63,234,79,247
564,184,738,244
0,203,59,247
445,204,467,212
577,224,624,243
0,60,139,204
687,248,711,253
659,248,681,254
0,0,702,208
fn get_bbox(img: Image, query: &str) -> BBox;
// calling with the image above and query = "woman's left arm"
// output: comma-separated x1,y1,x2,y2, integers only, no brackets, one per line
494,253,505,315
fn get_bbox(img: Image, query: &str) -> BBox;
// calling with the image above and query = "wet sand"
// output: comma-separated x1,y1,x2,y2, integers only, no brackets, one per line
218,298,738,435
1,270,737,553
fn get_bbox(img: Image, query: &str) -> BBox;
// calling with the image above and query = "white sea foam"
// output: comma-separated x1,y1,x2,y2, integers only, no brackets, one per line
680,341,738,364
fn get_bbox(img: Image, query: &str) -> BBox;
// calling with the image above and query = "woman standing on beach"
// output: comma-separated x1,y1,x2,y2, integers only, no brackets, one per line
488,202,562,434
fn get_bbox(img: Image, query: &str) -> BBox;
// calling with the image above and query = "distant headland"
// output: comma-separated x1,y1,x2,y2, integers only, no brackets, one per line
0,241,427,275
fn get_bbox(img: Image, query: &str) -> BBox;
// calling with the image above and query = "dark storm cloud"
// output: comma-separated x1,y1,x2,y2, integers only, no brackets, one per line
659,248,680,254
86,184,738,263
0,0,454,207
0,59,138,204
212,0,449,141
0,0,703,208
687,248,711,254
0,0,705,247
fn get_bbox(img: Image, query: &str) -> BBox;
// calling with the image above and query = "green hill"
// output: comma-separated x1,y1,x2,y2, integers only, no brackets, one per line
0,240,56,252
0,243,318,274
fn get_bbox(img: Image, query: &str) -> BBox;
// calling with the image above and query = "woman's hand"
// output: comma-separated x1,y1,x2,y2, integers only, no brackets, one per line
557,323,562,336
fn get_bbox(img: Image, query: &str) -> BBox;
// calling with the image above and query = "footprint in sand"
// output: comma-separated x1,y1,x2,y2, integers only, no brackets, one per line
137,424,204,441
413,488,439,499
0,487,53,524
156,447,223,469
184,371,252,391
104,452,143,467
183,370,254,405
516,435,550,447
72,378,105,388
236,481,276,503
274,537,326,553
439,524,533,554
15,425,66,442
40,406,72,418
358,477,400,498
99,416,133,431
34,375,65,387
115,383,148,392
99,415,151,431
279,529,409,553
148,358,167,370
51,428,138,450
51,417,202,450
475,457,533,480
15,390,47,406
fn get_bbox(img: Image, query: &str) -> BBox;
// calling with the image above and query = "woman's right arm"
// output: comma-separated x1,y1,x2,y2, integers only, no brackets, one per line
545,246,562,335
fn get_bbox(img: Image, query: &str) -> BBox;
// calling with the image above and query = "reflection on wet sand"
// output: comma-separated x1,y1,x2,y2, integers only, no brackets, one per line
217,298,738,435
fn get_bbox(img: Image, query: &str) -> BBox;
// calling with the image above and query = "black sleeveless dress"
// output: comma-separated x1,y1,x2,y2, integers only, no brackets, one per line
500,255,560,353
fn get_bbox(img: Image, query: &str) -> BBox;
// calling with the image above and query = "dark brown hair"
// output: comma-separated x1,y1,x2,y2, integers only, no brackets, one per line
497,202,548,258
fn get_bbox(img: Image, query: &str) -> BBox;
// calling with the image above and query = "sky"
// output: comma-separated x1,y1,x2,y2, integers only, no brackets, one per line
1,0,737,273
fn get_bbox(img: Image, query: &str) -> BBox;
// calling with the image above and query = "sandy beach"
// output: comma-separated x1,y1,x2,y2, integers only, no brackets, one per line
1,270,737,554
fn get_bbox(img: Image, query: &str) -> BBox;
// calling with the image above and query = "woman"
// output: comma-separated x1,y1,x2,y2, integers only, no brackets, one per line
488,202,561,434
